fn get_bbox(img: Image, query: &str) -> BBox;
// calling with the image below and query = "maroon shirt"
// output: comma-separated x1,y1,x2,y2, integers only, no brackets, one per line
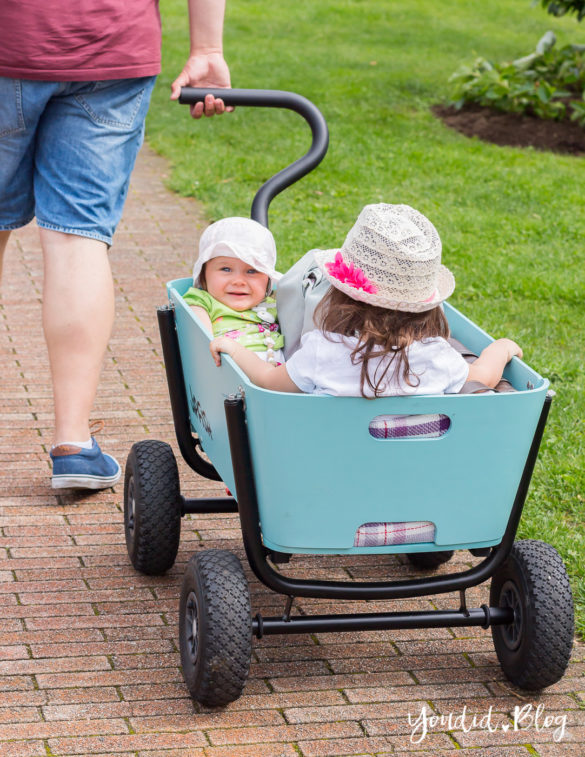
0,0,161,80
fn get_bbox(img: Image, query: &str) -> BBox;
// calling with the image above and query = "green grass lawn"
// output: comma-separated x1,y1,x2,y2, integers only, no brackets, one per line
147,0,585,635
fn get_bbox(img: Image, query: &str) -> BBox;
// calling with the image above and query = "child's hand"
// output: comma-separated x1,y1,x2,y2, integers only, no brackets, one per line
209,336,235,366
496,338,523,362
468,338,523,388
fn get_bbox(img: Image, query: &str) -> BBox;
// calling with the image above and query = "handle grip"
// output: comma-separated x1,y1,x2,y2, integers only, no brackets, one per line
178,88,329,227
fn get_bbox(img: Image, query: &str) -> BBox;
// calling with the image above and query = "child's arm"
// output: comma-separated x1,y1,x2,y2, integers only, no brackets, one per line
210,336,302,393
190,305,213,335
467,338,523,388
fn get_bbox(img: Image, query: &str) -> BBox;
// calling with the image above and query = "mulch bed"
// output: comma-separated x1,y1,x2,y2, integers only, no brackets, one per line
433,103,585,156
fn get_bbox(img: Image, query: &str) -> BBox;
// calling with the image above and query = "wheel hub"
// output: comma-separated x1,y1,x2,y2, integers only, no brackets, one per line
185,591,199,664
499,579,523,651
127,477,136,535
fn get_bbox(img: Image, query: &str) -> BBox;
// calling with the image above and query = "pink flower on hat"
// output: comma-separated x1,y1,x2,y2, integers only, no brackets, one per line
326,251,378,294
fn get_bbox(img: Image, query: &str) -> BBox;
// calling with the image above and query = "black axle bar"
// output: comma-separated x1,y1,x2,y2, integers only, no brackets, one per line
180,496,238,514
252,606,513,638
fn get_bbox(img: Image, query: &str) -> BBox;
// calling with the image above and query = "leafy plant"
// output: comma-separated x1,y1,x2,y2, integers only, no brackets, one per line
540,0,585,20
450,32,585,125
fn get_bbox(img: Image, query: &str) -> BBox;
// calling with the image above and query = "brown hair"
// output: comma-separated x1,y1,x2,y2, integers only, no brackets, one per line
314,287,450,398
198,264,209,291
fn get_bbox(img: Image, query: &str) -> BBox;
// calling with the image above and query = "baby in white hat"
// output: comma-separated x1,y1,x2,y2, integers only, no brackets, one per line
183,217,284,364
208,204,522,396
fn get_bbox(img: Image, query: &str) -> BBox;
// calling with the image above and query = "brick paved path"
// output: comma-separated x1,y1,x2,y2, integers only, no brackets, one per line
1,144,584,757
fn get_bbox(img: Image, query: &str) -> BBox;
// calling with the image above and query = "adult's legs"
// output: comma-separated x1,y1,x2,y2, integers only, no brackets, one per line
40,229,115,446
1,77,155,487
0,230,10,283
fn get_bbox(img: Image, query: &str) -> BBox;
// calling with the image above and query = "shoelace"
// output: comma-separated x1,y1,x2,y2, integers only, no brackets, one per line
89,419,105,436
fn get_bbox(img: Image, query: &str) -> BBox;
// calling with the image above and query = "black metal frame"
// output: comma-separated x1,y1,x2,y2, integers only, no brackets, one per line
179,88,329,228
158,305,223,482
162,88,553,639
158,303,552,638
160,87,329,484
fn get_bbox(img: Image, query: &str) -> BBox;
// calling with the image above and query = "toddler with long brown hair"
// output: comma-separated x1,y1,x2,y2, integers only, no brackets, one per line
209,204,522,397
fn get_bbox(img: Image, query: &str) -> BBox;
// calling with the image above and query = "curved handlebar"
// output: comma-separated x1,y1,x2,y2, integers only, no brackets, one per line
178,88,329,227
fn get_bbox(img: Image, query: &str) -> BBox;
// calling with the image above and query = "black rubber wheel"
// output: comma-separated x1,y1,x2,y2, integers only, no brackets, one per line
179,549,252,707
490,539,574,690
124,440,181,575
405,550,454,570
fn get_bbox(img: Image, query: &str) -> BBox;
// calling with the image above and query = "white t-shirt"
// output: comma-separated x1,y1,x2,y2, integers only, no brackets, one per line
286,330,469,397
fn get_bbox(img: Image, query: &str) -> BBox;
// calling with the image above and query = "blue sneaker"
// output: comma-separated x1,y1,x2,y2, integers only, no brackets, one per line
50,438,121,490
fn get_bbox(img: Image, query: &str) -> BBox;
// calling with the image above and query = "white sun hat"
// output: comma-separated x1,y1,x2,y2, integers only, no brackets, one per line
313,203,455,312
192,217,282,286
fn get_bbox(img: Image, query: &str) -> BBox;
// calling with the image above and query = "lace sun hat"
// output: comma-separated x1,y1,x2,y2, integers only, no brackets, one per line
193,217,282,286
313,204,455,313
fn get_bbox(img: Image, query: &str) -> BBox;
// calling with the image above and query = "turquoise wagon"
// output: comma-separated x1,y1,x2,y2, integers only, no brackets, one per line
123,89,574,707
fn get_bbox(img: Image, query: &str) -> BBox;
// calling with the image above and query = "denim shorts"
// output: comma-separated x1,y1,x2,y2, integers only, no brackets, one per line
0,76,156,245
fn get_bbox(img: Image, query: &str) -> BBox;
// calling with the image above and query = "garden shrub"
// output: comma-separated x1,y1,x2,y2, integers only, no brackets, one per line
449,32,585,125
541,0,585,21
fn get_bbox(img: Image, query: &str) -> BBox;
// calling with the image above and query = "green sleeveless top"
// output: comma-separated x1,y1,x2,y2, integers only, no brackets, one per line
183,288,284,353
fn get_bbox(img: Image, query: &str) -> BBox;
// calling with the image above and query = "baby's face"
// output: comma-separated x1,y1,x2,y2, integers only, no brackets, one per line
204,256,269,312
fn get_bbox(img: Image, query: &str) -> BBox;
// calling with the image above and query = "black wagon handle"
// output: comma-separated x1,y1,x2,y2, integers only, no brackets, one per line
178,87,329,228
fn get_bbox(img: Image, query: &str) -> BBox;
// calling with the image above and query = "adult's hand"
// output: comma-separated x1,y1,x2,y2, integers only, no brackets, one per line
170,51,232,118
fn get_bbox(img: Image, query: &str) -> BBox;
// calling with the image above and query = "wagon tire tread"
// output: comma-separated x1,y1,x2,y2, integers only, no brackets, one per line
490,539,574,690
405,550,454,570
180,549,252,707
124,440,181,575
